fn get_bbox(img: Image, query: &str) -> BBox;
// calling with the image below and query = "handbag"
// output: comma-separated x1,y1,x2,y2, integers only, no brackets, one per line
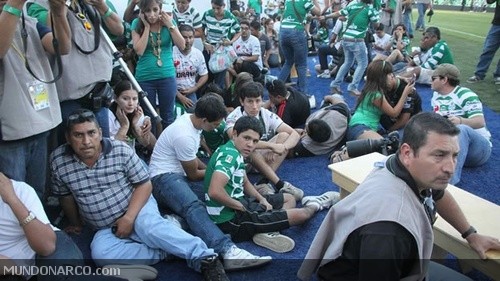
208,45,238,73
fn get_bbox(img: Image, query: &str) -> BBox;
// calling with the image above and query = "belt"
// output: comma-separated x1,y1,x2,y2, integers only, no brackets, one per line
343,38,365,42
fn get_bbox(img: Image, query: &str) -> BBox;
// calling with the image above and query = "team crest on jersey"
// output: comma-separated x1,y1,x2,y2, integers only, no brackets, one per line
225,155,233,163
174,60,181,67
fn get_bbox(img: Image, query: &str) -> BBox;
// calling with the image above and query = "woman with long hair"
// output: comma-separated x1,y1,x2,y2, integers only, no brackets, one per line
331,61,415,162
131,0,185,132
108,80,156,158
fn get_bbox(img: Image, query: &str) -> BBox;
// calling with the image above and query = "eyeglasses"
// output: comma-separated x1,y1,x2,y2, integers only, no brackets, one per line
67,110,95,125
431,76,443,81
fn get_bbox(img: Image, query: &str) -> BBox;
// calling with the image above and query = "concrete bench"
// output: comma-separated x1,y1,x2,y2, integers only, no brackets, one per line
328,152,500,280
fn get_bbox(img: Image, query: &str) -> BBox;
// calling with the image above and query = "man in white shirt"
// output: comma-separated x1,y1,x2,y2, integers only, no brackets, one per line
173,25,209,111
228,19,263,85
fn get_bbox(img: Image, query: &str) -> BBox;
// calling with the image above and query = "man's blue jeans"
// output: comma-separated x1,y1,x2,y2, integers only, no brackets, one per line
151,173,233,255
278,28,309,93
139,77,177,131
415,3,427,30
403,9,413,36
474,24,500,79
90,196,215,272
0,131,49,199
452,125,492,185
330,41,368,93
36,231,123,281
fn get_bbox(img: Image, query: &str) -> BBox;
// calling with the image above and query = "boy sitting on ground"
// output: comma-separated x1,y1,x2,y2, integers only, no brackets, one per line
224,82,302,200
205,116,340,253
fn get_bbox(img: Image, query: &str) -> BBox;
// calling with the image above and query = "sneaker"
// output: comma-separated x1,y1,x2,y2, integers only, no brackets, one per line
318,70,331,79
495,77,500,85
302,191,341,211
467,75,482,83
254,183,276,196
102,264,158,281
252,232,295,253
201,256,229,281
279,181,304,201
223,245,272,271
348,89,361,96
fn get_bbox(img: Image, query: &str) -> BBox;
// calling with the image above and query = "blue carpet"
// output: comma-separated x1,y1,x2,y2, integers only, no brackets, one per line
69,57,498,281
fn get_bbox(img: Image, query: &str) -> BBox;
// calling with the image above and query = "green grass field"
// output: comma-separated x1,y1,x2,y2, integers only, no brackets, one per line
410,9,500,112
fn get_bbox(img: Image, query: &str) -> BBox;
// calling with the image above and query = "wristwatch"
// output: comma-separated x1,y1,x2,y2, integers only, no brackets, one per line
20,211,36,227
461,226,477,239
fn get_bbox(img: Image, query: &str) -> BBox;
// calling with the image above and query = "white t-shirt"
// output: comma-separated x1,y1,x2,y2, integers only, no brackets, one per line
225,106,283,141
0,180,58,268
173,46,208,91
149,114,201,177
233,35,263,70
372,33,391,55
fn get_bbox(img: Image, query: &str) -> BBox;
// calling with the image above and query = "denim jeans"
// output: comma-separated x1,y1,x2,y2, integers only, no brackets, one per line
139,77,177,131
330,41,368,92
317,45,343,70
36,231,123,281
474,24,500,79
452,125,492,185
278,28,308,93
403,9,413,36
151,173,233,255
415,3,427,30
0,131,49,199
90,196,215,272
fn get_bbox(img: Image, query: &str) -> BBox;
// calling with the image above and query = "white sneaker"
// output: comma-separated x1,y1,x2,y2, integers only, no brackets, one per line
279,181,304,201
252,232,295,253
223,245,272,271
495,77,500,85
318,70,331,79
301,191,340,211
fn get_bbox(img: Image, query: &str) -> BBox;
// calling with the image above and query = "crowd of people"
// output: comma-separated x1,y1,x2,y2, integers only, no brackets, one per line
1,0,499,280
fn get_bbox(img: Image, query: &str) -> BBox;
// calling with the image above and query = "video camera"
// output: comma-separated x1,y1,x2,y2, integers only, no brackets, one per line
346,131,400,158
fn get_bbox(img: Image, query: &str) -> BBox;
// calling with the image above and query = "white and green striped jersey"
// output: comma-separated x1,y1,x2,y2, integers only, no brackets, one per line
432,86,491,142
174,6,202,29
339,2,379,39
280,0,314,30
421,40,454,70
202,9,241,44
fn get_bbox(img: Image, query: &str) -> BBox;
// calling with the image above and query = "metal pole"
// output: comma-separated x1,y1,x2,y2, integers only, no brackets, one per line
99,26,161,123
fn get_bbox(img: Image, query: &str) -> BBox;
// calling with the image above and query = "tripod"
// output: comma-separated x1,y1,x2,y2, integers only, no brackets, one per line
99,26,161,125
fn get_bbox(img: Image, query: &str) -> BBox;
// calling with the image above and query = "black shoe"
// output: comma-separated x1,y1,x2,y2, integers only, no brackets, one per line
201,256,229,281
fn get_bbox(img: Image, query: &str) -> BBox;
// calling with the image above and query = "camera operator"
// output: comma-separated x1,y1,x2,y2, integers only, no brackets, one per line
299,112,500,281
26,0,124,143
431,64,492,185
0,0,71,199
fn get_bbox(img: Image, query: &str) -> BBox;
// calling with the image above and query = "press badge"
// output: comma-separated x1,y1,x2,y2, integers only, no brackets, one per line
27,80,50,111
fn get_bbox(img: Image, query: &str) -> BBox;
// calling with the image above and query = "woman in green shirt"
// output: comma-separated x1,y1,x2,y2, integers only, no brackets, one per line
132,0,185,132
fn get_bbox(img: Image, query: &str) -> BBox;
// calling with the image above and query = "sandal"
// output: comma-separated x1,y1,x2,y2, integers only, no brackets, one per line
330,146,350,163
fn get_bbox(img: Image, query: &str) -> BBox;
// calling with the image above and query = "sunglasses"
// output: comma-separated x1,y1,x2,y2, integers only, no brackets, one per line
66,110,96,128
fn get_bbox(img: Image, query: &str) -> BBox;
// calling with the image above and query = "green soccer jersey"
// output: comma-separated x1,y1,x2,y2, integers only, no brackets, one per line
202,120,227,153
204,140,245,224
280,0,314,30
349,91,383,131
339,2,380,39
421,40,454,70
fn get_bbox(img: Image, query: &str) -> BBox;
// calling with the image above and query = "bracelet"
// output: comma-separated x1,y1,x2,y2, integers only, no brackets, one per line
20,211,36,227
3,4,22,17
461,225,477,239
103,8,113,19
168,25,176,31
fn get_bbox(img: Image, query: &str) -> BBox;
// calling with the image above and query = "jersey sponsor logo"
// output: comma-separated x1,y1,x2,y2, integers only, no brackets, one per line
225,155,233,163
